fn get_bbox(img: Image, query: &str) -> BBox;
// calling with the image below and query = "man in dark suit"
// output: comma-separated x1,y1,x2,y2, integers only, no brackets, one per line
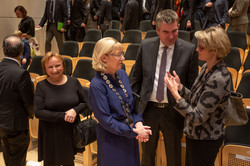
0,36,34,166
68,0,88,42
122,0,139,33
37,0,68,53
131,9,198,166
151,0,173,27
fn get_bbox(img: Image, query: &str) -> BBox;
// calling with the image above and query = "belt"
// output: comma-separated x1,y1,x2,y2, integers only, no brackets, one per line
149,101,169,108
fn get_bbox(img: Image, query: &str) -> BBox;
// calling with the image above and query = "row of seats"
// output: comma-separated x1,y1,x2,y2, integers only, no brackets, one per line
28,49,250,100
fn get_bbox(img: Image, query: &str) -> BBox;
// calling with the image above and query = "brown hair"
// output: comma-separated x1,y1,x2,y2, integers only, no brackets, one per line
14,5,27,17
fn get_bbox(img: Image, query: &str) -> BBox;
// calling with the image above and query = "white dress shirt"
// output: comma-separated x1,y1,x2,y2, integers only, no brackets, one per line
149,41,175,103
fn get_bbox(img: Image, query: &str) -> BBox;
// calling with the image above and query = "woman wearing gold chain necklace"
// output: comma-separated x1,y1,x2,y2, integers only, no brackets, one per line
89,37,152,166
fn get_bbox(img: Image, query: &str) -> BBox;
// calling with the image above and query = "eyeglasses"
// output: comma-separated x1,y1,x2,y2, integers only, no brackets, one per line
111,51,125,58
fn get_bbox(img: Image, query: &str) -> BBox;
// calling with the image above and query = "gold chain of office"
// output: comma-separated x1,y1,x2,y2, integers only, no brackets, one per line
101,72,133,126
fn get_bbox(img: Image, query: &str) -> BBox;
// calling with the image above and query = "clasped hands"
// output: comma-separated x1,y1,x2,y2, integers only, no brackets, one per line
64,108,77,123
133,122,152,142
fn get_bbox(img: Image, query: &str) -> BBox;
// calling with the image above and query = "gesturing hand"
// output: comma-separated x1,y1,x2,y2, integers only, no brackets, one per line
164,71,179,93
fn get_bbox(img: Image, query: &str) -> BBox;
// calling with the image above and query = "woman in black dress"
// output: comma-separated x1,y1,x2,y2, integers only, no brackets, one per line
14,5,35,38
34,52,87,166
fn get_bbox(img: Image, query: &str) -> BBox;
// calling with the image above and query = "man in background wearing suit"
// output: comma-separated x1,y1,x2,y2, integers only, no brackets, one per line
37,0,68,53
131,9,198,166
0,36,34,166
68,0,88,42
151,0,173,28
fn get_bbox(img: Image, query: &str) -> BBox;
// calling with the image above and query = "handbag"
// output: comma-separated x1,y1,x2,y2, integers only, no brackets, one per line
223,91,248,126
73,114,97,149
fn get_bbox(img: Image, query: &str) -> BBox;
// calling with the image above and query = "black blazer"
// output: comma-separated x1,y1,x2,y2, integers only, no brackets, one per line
70,0,88,29
151,0,172,22
122,0,139,30
0,58,34,131
39,0,68,30
131,37,198,129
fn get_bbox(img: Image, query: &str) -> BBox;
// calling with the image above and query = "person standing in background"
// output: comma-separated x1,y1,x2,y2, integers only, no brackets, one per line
122,0,140,33
0,35,34,166
228,0,249,33
151,0,173,28
85,0,99,30
37,0,68,53
178,0,196,31
14,5,35,38
68,0,88,42
202,0,228,29
131,9,198,166
97,0,112,32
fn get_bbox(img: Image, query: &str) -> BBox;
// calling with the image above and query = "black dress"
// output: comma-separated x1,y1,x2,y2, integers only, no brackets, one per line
34,76,87,165
18,16,35,37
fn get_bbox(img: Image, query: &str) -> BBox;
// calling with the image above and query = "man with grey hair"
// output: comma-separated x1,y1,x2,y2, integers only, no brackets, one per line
0,36,34,166
131,9,198,166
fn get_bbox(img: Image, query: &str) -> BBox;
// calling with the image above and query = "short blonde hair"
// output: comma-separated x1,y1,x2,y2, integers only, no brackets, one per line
41,52,66,76
13,30,22,38
92,37,123,72
195,27,231,60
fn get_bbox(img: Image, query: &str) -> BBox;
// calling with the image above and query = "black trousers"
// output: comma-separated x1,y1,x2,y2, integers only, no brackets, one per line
141,102,183,166
185,137,224,166
69,26,86,42
0,128,30,166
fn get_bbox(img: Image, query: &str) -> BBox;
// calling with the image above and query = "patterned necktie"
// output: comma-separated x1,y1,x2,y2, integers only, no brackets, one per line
156,46,168,103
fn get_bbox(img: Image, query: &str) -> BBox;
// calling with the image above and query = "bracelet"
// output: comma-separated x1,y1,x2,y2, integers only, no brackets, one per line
176,98,182,103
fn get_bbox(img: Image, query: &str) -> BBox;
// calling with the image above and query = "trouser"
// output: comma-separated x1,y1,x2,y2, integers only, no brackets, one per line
185,137,224,166
45,23,64,53
0,128,30,166
141,102,183,166
69,27,86,42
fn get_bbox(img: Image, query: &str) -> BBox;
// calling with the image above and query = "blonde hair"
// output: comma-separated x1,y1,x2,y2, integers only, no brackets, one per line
195,27,231,60
41,52,66,76
13,30,22,38
92,37,123,72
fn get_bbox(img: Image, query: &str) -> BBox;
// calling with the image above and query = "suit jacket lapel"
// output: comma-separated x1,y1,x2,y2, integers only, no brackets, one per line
170,39,182,72
151,37,160,82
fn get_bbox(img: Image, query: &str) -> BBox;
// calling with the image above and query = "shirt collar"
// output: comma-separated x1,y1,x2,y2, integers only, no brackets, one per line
159,41,175,49
4,57,20,65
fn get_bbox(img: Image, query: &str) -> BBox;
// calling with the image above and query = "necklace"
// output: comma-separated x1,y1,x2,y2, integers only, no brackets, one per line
101,72,134,126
